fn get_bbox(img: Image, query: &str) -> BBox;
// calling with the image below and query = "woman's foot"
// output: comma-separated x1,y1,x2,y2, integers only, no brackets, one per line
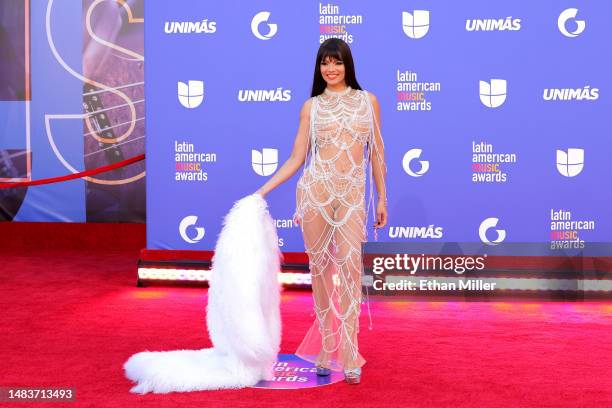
343,367,361,384
315,351,331,376
315,365,331,376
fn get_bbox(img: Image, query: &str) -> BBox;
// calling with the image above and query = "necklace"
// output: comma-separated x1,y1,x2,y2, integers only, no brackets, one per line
323,86,351,96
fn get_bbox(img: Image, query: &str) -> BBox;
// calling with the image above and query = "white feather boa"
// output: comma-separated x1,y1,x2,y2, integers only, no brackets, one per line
124,194,282,393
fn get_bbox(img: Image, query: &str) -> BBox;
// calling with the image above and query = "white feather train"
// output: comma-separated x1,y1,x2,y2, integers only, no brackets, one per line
124,194,282,393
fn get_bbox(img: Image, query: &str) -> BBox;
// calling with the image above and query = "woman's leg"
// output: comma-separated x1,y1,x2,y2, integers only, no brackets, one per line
332,201,366,370
297,203,337,367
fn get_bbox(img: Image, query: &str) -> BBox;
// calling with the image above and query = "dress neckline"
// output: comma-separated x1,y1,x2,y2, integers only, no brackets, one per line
323,86,351,96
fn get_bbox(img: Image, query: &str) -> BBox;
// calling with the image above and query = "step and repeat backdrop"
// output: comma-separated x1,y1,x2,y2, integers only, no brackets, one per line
146,1,611,253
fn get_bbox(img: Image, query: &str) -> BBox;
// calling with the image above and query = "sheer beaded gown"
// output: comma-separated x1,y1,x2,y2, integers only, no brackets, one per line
294,86,385,372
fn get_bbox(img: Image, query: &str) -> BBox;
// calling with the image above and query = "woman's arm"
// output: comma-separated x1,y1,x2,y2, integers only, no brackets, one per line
255,98,312,197
368,92,388,229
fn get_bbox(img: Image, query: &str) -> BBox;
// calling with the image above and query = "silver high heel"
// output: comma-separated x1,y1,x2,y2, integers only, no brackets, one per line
343,367,361,384
316,353,332,376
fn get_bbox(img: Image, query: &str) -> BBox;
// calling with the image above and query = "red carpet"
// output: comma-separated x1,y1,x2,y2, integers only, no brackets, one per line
2,247,611,407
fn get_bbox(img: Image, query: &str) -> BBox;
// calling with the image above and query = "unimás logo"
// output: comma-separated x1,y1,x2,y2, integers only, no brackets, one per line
164,20,217,34
238,88,291,102
479,79,507,108
479,217,506,245
556,148,584,177
388,225,443,239
558,8,585,38
543,87,599,101
179,215,205,244
465,17,521,31
252,148,278,176
178,81,204,109
402,10,429,39
402,149,429,177
251,11,277,40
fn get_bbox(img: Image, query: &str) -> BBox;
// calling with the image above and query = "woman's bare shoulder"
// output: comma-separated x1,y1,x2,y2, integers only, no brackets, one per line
363,90,378,104
300,97,314,117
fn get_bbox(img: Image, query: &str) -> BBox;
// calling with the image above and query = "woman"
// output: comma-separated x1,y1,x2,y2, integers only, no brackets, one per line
255,38,388,384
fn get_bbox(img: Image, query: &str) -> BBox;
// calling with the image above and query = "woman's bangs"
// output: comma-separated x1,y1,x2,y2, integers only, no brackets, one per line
319,45,343,63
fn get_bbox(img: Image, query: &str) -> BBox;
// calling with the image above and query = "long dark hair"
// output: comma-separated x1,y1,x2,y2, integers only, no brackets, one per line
310,38,362,97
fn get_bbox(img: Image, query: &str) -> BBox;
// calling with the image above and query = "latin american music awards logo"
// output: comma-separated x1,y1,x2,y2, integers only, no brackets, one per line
550,209,595,250
396,70,442,111
319,3,364,44
471,141,517,183
174,140,216,182
252,354,344,389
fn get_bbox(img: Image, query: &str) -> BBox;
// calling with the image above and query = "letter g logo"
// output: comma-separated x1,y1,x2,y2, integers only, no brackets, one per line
402,149,429,177
179,215,205,244
251,11,277,40
558,8,585,38
479,217,506,246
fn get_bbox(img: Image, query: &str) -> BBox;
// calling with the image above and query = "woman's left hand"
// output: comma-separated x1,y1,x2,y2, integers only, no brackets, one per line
374,199,388,229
